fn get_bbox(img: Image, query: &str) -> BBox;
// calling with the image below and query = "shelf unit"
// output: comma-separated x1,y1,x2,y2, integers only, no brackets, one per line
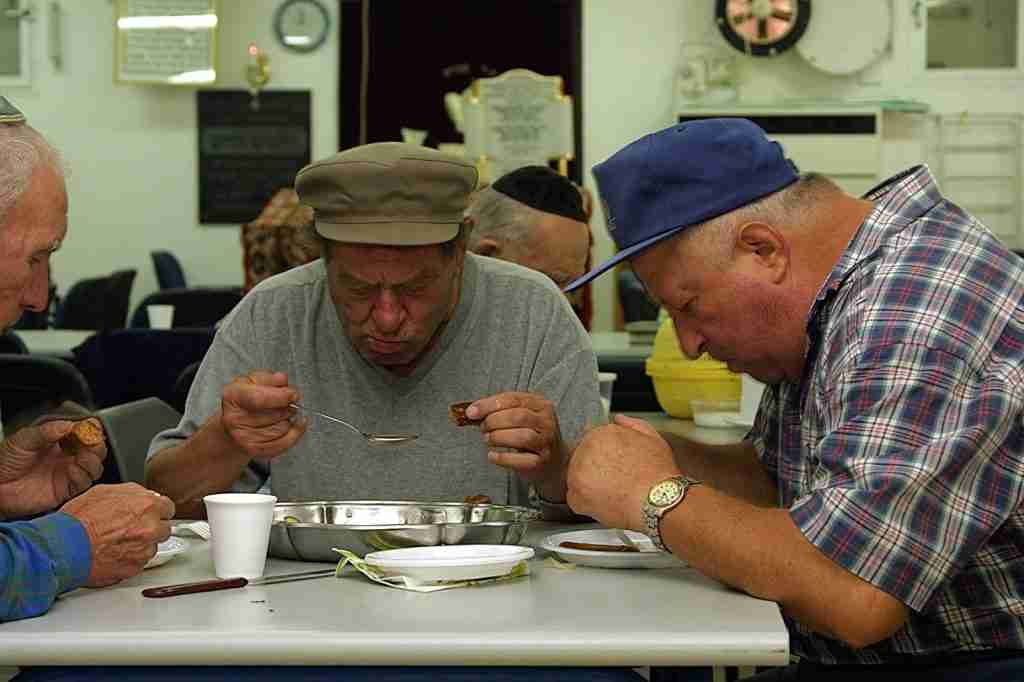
929,113,1023,247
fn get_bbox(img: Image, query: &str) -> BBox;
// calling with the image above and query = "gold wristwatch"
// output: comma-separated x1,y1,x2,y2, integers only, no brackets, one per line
641,475,702,551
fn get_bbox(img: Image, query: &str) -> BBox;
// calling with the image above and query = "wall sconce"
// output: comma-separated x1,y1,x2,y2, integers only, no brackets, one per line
245,43,271,110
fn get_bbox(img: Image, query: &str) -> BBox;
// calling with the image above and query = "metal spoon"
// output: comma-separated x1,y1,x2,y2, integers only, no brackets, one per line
290,403,419,445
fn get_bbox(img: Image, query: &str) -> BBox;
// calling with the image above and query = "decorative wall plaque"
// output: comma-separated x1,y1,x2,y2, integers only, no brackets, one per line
114,0,218,85
197,90,311,224
462,69,574,183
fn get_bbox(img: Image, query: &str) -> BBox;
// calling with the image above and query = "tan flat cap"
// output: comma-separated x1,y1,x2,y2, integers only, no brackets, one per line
295,142,478,246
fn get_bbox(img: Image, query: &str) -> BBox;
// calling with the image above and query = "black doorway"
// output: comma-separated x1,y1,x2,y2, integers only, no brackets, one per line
339,0,583,183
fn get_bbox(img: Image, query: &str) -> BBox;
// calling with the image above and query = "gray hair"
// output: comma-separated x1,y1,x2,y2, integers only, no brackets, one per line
0,123,62,228
463,186,537,249
679,173,838,266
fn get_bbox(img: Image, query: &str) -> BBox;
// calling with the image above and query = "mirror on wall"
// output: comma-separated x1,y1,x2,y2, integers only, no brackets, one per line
927,0,1020,69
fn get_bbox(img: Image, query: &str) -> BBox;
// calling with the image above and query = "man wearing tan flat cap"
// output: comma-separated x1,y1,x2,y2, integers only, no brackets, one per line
146,143,604,520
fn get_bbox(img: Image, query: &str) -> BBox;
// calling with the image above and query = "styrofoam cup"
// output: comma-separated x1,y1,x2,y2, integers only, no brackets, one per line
203,493,277,579
147,304,174,329
598,371,617,417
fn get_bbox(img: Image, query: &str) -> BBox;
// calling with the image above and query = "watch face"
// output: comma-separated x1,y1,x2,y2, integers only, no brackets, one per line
648,479,683,507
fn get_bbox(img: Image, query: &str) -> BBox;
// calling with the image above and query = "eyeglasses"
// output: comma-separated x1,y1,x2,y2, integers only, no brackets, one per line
0,96,26,125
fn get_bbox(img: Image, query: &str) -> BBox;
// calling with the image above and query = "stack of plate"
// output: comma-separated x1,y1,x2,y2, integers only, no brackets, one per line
625,320,658,346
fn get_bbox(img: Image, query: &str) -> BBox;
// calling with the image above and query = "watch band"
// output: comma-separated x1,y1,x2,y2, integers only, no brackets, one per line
528,484,589,522
642,475,701,551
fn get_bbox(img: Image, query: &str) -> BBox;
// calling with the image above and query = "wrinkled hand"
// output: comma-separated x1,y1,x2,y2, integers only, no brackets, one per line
567,414,680,531
60,483,175,587
467,392,568,501
0,418,107,519
221,370,307,461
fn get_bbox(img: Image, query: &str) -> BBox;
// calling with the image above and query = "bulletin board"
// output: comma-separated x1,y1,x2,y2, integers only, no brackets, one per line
197,90,312,224
114,0,218,85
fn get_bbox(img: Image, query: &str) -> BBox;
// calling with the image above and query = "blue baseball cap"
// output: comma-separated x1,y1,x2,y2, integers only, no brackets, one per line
564,118,799,292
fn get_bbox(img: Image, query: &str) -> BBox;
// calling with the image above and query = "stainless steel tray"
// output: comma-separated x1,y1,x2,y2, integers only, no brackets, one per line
268,500,540,562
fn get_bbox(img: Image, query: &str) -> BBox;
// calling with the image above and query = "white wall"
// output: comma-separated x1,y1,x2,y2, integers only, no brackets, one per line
2,0,338,313
583,0,1024,331
3,1,1021,332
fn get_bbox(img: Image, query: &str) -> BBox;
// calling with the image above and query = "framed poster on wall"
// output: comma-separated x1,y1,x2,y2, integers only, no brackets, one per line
197,90,311,224
114,0,218,85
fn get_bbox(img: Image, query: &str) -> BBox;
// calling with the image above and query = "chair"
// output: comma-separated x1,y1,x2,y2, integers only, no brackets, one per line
171,360,202,413
129,287,244,329
151,250,187,290
597,354,661,412
617,269,659,324
96,397,181,485
0,353,95,432
0,331,29,354
72,327,216,408
53,269,136,331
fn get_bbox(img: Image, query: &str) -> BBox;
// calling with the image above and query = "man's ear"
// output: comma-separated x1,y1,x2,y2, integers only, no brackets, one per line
473,237,501,258
736,222,788,283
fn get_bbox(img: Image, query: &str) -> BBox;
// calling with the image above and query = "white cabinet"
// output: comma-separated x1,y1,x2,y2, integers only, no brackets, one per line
678,104,931,197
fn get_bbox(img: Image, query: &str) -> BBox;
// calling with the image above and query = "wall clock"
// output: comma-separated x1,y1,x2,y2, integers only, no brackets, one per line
715,0,811,57
274,0,330,53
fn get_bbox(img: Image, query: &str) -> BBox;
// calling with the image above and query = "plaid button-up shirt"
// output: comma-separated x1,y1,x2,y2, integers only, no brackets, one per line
1,513,90,622
751,166,1024,664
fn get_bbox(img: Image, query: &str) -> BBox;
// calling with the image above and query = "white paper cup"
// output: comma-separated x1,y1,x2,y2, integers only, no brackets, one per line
203,493,277,579
598,371,617,416
147,304,175,329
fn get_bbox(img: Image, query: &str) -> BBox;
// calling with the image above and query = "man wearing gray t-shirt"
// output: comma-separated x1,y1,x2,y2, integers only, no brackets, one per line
145,143,604,520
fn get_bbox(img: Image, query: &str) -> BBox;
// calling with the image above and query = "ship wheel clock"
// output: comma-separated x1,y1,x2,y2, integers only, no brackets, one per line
715,0,811,57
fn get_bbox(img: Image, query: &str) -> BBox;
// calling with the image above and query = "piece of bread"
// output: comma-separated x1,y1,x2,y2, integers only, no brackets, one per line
448,401,482,427
559,541,640,553
60,419,104,451
463,494,492,505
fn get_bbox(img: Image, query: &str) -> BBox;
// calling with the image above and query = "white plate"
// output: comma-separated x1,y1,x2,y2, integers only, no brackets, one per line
540,529,686,569
144,537,188,569
363,544,534,583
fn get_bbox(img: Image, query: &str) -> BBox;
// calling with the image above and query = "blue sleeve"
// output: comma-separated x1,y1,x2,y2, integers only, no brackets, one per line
0,512,91,622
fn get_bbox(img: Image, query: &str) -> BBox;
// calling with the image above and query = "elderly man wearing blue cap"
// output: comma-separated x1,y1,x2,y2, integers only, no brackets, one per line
566,118,1024,679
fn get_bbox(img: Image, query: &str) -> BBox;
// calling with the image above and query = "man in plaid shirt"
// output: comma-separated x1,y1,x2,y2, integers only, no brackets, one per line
566,118,1024,678
0,98,174,623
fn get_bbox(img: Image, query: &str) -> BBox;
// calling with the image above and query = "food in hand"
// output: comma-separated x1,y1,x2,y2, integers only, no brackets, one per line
60,419,104,451
449,401,482,427
559,541,640,553
463,494,491,504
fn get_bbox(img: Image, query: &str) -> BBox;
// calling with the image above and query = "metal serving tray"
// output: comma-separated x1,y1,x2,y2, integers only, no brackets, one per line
268,500,540,562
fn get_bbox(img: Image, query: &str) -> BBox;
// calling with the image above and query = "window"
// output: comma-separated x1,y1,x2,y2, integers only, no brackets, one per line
0,0,31,87
926,0,1020,70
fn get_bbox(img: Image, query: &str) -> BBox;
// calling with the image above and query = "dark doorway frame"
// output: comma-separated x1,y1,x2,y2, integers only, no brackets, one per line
337,0,584,184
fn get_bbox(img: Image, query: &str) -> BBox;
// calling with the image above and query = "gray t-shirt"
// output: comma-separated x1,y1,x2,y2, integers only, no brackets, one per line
149,254,603,505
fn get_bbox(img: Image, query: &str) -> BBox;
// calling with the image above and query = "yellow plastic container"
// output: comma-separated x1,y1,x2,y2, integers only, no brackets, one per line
645,318,741,418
